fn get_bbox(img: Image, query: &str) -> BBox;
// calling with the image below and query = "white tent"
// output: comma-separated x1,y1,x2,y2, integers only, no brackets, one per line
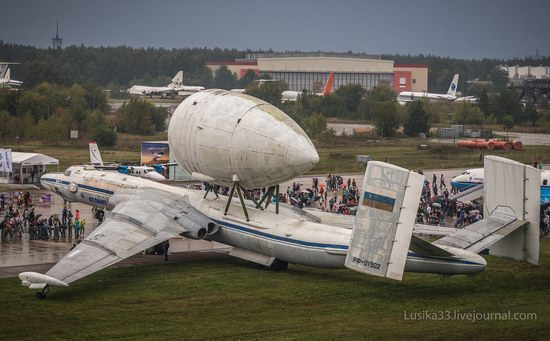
1,152,59,184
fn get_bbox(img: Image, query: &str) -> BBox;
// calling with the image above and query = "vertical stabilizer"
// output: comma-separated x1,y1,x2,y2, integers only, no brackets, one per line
345,161,424,280
484,156,540,265
446,74,459,96
4,68,10,81
322,72,335,96
89,141,104,166
170,71,183,86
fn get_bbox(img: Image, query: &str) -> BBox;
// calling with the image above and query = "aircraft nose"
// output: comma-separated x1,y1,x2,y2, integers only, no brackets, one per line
311,151,320,165
286,138,319,172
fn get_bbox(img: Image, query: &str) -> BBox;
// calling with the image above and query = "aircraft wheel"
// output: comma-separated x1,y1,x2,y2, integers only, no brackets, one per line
268,259,288,271
35,292,46,299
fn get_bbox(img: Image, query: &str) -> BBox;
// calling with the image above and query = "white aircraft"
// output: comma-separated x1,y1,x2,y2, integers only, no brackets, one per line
127,71,204,97
451,167,550,205
0,67,23,88
19,90,539,298
281,72,335,102
397,74,478,105
88,141,166,181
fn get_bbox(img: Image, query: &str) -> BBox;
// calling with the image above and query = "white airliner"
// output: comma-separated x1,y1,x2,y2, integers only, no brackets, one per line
281,72,335,102
19,90,539,298
397,74,478,105
88,141,165,181
127,71,204,97
0,67,23,87
451,167,550,205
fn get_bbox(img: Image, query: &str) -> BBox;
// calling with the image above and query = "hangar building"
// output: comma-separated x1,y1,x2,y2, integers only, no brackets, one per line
206,54,428,93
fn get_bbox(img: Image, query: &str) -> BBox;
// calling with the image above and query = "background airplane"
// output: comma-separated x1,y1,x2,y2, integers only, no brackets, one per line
0,63,23,88
451,167,550,205
397,74,478,104
89,141,166,181
281,72,335,102
127,71,204,97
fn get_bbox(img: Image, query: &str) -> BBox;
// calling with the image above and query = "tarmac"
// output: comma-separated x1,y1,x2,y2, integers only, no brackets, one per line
0,188,230,279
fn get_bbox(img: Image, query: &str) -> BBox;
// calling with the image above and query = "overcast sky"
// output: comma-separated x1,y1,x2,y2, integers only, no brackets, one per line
2,0,549,59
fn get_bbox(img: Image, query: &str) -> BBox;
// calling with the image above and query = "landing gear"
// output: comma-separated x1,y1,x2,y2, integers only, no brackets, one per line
267,259,288,271
35,285,50,299
93,208,105,222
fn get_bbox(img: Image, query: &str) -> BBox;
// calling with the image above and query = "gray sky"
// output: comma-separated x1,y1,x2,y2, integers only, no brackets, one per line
2,0,549,59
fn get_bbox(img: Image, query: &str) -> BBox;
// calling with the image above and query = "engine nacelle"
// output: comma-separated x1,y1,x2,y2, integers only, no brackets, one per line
168,89,319,188
176,214,208,240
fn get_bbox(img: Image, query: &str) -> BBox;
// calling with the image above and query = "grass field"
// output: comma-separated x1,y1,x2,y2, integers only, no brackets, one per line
4,138,550,175
1,239,549,340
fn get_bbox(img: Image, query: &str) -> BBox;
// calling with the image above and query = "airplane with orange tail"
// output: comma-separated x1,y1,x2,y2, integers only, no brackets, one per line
281,72,335,102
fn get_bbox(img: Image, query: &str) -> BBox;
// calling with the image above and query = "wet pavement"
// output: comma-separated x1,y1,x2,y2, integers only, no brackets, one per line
0,188,229,278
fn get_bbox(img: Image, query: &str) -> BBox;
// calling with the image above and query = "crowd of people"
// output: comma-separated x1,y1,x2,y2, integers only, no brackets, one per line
417,175,483,228
0,191,87,242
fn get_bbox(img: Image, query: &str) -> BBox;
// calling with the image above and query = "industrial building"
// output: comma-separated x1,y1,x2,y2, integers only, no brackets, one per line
206,54,428,93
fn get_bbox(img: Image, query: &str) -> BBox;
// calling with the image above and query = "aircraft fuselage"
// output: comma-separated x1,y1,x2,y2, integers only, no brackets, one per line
41,167,486,276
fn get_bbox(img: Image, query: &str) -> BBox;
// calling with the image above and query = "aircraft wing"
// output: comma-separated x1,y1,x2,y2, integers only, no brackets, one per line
432,211,527,254
21,188,218,287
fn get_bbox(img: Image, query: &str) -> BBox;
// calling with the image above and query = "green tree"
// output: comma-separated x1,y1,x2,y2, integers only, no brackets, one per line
478,88,490,116
0,110,19,138
501,114,514,139
116,99,157,135
489,67,509,91
373,101,401,138
303,112,327,139
238,69,257,88
213,65,237,90
245,81,282,106
357,85,395,120
83,83,109,112
403,100,430,137
317,94,348,118
524,104,539,127
492,89,522,123
334,84,365,114
452,103,485,125
93,127,118,147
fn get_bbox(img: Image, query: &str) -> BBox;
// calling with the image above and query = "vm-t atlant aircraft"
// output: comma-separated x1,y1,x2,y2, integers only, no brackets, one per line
127,71,204,97
20,90,540,298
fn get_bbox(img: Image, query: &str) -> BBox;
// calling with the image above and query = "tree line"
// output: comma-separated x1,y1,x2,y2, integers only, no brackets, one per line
1,42,548,92
0,83,168,146
247,81,550,139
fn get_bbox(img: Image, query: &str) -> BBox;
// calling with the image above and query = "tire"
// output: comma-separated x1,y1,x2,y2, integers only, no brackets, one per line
269,259,288,271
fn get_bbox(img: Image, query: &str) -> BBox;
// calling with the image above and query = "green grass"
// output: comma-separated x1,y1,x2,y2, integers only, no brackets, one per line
1,240,549,340
4,138,550,174
310,139,550,174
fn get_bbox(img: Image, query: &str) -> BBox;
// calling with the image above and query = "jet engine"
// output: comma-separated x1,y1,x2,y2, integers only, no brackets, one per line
168,89,319,189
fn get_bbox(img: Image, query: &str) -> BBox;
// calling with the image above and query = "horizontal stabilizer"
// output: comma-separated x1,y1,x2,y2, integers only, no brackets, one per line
345,161,424,280
433,211,526,254
410,236,454,257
